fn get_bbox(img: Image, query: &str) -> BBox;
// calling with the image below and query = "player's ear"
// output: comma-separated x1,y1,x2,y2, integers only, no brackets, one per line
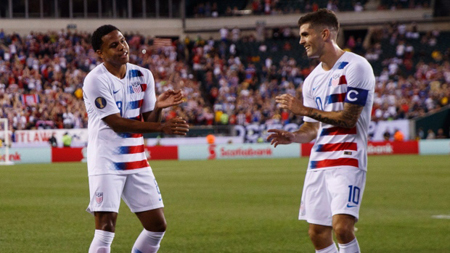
96,49,103,59
321,28,330,40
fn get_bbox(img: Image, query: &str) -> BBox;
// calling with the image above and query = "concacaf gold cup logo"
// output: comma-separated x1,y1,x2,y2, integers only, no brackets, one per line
95,97,107,109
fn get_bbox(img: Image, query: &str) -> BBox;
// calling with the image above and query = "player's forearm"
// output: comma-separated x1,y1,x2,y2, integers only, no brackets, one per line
103,114,163,133
305,106,358,129
113,119,163,133
145,107,163,123
292,122,318,143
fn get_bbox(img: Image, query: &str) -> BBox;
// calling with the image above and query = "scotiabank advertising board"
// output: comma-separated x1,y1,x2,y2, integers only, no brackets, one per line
300,141,419,157
367,141,419,155
178,143,301,160
0,147,51,164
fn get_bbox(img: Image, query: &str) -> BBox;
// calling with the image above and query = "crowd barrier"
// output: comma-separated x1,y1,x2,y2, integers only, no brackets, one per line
1,140,448,164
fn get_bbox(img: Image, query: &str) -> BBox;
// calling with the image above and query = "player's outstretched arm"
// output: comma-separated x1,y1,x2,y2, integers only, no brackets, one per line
144,89,184,123
276,94,363,128
156,89,184,109
267,122,319,147
102,113,189,135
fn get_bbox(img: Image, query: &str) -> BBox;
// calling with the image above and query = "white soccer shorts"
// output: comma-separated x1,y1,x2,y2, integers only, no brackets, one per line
298,167,366,226
86,170,164,214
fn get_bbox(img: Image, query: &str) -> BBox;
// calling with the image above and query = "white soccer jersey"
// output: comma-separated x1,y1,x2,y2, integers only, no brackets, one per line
83,63,156,176
303,52,375,171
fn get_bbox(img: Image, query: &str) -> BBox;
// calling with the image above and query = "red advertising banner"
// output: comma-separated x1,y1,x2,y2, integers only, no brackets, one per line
52,147,84,162
301,141,419,157
51,146,178,162
146,146,178,160
367,141,419,155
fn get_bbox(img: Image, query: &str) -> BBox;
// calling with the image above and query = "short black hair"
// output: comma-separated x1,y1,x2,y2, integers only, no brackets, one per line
298,9,339,32
91,25,120,51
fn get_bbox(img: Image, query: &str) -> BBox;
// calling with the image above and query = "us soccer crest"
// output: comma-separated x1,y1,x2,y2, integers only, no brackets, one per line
95,192,103,204
131,82,142,93
330,74,341,87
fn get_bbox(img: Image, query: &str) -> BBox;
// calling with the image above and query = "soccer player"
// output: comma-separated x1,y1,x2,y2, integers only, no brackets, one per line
267,9,375,253
83,25,189,253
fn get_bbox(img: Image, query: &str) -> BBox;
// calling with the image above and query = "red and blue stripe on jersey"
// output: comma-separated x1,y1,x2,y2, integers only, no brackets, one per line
112,69,150,171
311,125,359,169
114,159,149,171
310,158,359,169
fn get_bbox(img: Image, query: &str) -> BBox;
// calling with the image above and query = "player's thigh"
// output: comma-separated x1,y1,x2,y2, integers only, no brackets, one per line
122,170,164,213
87,174,127,213
299,170,334,226
327,168,366,220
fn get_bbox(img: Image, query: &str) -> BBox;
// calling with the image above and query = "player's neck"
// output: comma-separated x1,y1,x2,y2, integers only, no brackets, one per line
320,44,345,71
104,62,127,79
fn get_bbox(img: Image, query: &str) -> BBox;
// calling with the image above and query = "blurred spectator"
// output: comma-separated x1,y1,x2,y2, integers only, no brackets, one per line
231,27,241,42
426,129,436,139
219,27,229,42
62,132,72,147
383,129,391,141
354,2,364,12
416,127,425,140
393,128,405,141
436,128,446,139
48,133,57,147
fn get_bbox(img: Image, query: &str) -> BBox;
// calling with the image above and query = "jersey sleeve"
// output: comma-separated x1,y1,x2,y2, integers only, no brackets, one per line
141,69,157,113
83,73,120,119
344,59,375,106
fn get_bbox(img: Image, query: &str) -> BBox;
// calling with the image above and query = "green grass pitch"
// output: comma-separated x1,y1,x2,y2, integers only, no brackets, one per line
0,155,449,252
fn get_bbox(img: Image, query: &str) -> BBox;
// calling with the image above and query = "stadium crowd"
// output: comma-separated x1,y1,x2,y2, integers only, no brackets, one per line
0,18,449,139
190,0,432,18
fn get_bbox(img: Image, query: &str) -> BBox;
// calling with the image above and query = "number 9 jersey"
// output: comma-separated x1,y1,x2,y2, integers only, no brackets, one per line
83,63,157,176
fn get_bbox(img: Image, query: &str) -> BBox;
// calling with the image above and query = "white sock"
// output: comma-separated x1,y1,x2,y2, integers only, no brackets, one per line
131,229,165,253
89,230,115,253
339,238,360,253
316,243,339,253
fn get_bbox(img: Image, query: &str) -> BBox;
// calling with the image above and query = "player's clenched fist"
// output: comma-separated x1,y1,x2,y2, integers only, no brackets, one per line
162,116,189,135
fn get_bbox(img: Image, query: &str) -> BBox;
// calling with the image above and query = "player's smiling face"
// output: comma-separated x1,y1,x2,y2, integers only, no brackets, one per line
98,30,129,67
299,23,324,59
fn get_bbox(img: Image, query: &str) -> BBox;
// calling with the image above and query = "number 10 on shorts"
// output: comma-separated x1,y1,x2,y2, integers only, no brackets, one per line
348,185,360,206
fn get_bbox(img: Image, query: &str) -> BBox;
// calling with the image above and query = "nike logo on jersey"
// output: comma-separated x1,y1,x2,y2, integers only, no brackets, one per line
347,204,357,208
113,89,120,94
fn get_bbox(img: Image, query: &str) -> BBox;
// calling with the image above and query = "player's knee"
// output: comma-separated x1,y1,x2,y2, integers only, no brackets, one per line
308,226,325,240
333,224,354,242
155,219,167,232
145,219,167,232
99,220,116,232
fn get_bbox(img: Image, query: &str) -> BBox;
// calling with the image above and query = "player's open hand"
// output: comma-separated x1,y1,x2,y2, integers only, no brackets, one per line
156,89,184,109
267,129,294,148
276,94,307,115
162,116,189,135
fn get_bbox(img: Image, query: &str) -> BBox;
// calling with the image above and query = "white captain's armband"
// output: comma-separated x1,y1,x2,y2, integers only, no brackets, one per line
344,87,369,106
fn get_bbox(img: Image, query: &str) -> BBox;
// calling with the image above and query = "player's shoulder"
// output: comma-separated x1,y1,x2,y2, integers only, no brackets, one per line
126,63,152,77
343,52,371,68
84,64,108,86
